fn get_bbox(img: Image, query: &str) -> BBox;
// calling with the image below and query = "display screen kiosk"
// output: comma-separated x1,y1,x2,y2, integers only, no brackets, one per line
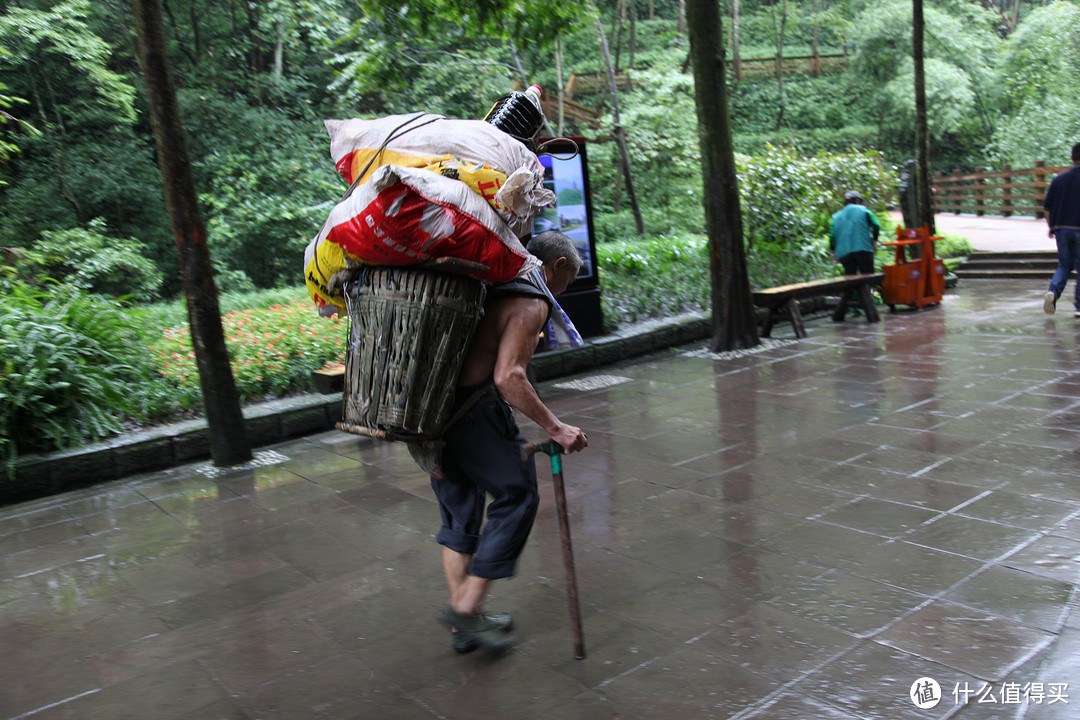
531,137,603,339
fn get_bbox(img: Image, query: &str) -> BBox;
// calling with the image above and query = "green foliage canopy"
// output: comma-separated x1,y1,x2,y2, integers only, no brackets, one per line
987,0,1080,166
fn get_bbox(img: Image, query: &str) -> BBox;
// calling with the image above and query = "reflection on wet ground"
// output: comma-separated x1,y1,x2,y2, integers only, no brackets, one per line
1,279,1078,719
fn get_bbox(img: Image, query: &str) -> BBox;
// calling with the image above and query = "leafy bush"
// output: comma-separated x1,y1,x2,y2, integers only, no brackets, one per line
746,235,835,291
0,283,151,477
15,218,163,302
933,233,975,259
734,146,896,287
597,235,710,327
734,126,883,158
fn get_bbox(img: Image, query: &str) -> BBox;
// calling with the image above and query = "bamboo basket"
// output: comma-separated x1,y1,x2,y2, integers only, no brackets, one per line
337,266,486,441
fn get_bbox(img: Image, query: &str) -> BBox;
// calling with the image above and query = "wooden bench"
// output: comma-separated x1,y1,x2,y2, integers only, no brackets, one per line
752,273,884,339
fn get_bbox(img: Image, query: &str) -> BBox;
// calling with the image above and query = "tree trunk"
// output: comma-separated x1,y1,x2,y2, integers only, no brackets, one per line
612,170,623,214
686,0,758,352
732,0,742,83
613,0,626,74
912,0,935,233
273,20,284,82
677,0,686,35
774,0,788,131
510,40,554,137
246,1,263,76
555,36,566,136
131,0,253,467
594,17,644,235
811,0,820,76
28,71,80,219
649,0,655,21
188,0,202,64
629,0,637,72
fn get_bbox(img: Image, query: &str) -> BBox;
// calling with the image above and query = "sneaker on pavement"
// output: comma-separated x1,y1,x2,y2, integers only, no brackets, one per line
1043,291,1056,315
438,607,515,654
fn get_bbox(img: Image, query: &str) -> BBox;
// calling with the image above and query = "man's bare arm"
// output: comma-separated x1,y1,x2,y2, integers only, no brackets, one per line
492,298,587,453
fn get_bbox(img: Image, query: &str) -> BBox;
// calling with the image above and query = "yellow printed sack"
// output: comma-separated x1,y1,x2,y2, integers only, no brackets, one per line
421,157,509,213
341,151,509,215
303,236,365,316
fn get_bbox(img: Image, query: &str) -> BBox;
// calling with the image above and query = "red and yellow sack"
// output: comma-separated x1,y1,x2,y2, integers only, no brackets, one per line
324,114,551,237
303,164,540,315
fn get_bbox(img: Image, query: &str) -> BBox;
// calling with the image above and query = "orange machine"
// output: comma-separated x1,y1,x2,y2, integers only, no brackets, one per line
882,224,945,310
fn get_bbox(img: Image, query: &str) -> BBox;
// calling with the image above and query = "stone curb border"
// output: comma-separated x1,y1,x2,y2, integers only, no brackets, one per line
5,312,713,506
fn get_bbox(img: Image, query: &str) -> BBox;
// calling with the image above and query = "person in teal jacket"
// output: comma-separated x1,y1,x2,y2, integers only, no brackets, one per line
830,190,882,275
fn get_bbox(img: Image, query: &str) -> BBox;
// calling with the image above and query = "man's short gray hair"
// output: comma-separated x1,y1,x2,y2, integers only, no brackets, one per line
527,231,583,275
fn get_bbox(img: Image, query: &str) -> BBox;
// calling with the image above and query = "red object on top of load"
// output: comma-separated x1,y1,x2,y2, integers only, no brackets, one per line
325,180,528,282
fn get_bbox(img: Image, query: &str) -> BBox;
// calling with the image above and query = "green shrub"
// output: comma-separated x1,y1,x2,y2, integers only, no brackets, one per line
747,235,836,290
737,145,896,248
0,283,151,477
596,235,710,327
933,233,975,259
28,218,162,302
733,126,882,157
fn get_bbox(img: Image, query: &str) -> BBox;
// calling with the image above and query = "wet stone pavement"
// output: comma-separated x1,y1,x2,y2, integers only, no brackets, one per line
2,278,1079,720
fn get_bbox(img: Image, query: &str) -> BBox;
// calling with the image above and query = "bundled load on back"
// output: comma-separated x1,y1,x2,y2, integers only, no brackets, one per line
304,85,554,317
303,85,577,442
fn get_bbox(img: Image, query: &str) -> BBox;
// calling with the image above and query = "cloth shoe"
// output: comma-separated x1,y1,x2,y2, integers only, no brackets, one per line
1043,291,1056,315
438,607,515,654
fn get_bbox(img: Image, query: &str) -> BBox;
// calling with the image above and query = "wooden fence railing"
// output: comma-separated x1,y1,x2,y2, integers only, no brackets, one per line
933,162,1071,219
539,95,602,130
563,53,848,98
563,71,638,98
732,53,848,78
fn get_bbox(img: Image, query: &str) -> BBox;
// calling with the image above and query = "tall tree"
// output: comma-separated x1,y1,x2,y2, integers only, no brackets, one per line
774,0,788,130
686,0,758,352
595,15,645,235
555,36,566,136
731,0,742,83
614,0,626,72
131,0,252,467
912,0,935,233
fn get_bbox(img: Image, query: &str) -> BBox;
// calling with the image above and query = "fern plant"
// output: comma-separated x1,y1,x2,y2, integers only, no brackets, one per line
0,282,149,478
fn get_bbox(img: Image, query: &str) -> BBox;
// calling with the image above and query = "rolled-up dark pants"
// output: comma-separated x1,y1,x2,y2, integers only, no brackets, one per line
431,389,539,579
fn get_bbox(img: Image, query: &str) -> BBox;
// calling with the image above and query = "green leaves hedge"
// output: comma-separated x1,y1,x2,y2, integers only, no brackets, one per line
1,283,151,475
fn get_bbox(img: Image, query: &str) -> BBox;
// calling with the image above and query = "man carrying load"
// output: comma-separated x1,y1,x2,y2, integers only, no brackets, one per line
433,231,589,653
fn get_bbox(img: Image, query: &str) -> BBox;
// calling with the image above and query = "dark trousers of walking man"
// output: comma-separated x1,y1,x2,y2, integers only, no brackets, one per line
1043,142,1080,315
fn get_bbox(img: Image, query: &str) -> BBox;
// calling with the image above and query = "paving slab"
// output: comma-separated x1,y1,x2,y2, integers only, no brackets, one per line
1,278,1079,719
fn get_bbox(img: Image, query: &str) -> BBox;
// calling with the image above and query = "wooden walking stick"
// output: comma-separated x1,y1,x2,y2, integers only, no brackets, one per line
522,440,586,660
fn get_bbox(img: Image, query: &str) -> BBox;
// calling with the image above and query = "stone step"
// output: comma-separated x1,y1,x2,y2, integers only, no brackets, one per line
959,259,1058,270
954,269,1054,279
964,251,1057,261
955,251,1057,280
